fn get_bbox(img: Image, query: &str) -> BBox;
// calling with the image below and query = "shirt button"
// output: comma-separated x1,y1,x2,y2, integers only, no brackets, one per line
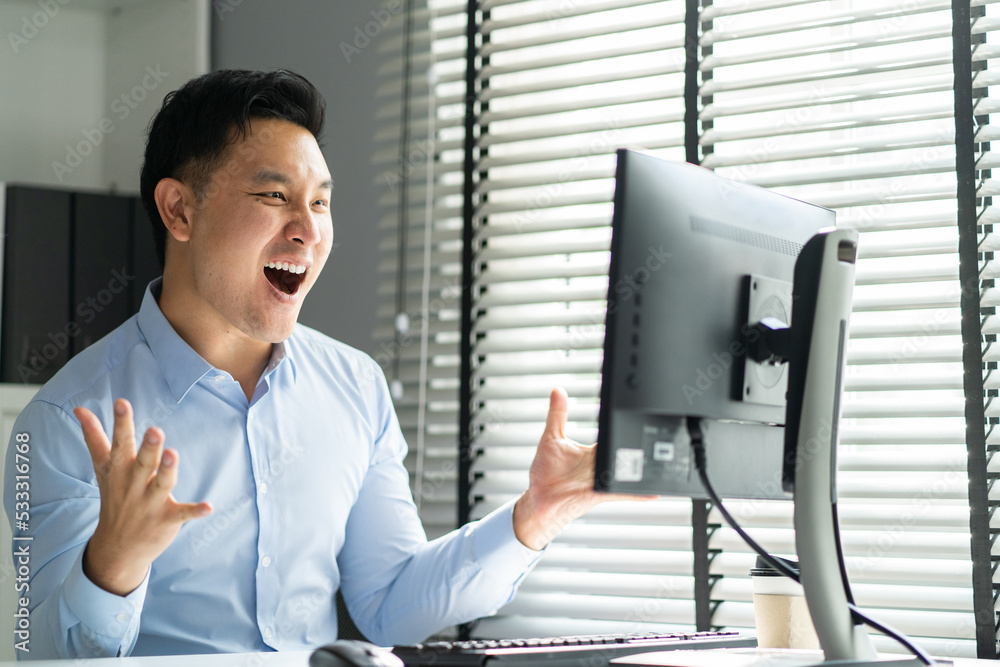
264,627,273,639
258,482,268,495
116,613,128,623
262,556,272,567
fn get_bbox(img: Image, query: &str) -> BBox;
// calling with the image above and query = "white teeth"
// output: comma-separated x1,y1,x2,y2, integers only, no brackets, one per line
265,261,307,274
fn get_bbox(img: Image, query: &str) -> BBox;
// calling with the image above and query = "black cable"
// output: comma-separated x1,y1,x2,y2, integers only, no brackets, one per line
686,417,935,666
846,608,933,666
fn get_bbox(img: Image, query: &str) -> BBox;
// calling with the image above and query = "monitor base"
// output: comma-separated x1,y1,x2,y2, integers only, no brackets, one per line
611,648,941,667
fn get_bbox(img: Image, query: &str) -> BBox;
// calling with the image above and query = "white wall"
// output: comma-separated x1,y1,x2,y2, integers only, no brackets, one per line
104,0,210,191
0,3,108,189
0,0,209,193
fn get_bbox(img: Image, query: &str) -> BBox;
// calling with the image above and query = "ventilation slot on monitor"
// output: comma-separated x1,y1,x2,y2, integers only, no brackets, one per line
691,215,804,257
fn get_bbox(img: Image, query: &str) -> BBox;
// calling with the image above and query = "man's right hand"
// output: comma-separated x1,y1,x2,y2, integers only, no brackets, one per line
74,398,212,597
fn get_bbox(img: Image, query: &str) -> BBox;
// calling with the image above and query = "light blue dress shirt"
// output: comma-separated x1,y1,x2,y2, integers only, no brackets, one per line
4,279,542,660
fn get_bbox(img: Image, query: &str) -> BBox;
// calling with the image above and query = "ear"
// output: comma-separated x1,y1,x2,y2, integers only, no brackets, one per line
153,178,196,244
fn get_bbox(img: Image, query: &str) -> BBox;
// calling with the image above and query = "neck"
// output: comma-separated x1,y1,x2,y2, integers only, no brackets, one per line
158,267,271,401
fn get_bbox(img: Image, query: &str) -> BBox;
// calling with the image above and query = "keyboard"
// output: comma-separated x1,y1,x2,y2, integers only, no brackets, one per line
391,630,756,667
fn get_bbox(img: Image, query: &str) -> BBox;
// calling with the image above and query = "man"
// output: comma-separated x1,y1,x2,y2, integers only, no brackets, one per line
4,70,631,659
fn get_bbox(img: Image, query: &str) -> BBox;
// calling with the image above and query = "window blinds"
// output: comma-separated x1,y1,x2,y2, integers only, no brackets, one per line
700,1,980,658
376,0,996,657
374,0,470,540
467,0,698,639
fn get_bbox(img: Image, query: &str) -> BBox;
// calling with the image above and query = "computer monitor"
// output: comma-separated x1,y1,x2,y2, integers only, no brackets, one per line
594,150,832,501
593,150,894,665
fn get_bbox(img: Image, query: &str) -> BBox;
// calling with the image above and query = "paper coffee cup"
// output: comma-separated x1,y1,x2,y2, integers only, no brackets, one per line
750,556,820,650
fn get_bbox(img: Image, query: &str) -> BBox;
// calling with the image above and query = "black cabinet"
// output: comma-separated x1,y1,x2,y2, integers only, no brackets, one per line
131,199,161,317
1,185,159,384
72,193,133,357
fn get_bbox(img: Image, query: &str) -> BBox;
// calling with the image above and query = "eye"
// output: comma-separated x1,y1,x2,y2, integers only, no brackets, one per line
252,191,286,201
313,198,330,208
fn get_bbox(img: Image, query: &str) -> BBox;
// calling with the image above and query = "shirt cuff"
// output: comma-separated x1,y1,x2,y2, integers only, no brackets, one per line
62,549,148,654
471,498,546,587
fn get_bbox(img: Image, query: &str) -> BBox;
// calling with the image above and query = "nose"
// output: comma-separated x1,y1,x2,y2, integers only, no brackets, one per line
286,201,325,247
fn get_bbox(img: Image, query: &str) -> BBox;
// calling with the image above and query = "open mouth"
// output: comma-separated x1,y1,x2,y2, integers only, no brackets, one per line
264,261,307,296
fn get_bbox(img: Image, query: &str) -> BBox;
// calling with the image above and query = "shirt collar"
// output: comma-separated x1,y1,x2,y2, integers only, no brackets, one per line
136,278,297,401
271,329,298,383
136,278,214,403
265,337,295,381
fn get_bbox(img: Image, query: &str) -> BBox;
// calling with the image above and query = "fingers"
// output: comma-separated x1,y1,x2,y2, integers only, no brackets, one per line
603,493,659,502
134,427,165,477
542,387,569,441
110,398,137,469
74,406,112,472
149,446,178,496
172,501,213,523
150,451,212,522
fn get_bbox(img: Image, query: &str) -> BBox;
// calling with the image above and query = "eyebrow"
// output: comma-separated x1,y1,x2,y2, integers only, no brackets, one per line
250,169,334,191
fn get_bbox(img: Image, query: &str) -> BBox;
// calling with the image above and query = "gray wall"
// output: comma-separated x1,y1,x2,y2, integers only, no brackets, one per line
212,0,388,356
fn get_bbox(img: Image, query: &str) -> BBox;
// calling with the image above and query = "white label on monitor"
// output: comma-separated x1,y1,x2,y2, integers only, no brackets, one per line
653,441,675,461
614,448,645,482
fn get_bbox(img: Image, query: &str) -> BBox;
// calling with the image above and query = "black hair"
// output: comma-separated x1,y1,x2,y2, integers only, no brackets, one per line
139,69,326,268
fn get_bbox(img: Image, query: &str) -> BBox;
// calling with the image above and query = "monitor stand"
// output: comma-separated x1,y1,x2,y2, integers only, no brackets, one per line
779,228,926,666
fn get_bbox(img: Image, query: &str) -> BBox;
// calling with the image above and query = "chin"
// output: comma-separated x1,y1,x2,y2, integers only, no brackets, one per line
243,314,299,345
262,322,298,344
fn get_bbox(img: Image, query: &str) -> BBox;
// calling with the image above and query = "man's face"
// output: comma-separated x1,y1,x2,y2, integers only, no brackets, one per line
180,118,334,344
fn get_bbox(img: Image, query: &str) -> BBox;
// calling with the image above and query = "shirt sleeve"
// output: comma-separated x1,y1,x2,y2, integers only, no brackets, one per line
336,367,544,647
4,400,148,660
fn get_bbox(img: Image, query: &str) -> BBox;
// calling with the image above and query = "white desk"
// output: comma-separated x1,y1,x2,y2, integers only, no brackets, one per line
617,649,987,667
0,649,994,667
0,650,314,667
